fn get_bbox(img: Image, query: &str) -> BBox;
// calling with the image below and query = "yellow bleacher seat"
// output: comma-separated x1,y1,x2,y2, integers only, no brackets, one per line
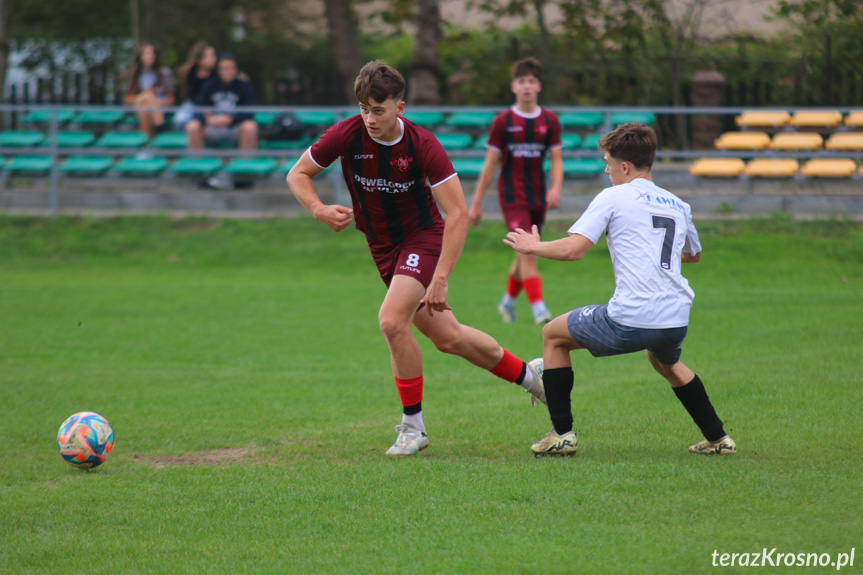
788,111,843,128
735,111,790,128
714,131,771,150
800,158,857,178
689,158,746,177
743,158,799,177
844,111,863,127
769,132,823,151
824,132,863,151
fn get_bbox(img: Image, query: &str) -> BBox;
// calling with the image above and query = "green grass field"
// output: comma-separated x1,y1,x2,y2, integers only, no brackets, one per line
0,215,861,574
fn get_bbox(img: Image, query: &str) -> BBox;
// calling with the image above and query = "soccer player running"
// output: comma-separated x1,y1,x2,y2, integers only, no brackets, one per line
286,61,545,457
469,57,563,325
504,123,737,457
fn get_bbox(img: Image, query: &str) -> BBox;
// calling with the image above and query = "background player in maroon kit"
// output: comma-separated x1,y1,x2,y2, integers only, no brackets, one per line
286,61,545,456
469,58,563,325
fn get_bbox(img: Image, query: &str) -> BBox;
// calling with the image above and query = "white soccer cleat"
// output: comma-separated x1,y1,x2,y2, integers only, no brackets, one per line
524,357,546,407
531,428,578,456
386,422,430,456
688,435,737,455
533,308,553,325
498,301,516,323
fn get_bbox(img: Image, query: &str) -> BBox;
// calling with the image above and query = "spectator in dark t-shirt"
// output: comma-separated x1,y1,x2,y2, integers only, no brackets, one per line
185,52,257,150
172,41,217,130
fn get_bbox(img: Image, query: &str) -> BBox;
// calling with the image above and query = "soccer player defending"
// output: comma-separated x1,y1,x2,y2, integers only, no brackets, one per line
286,61,545,456
469,57,563,325
504,123,736,457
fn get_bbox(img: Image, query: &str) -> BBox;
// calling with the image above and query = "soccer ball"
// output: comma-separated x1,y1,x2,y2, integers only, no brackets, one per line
57,411,115,469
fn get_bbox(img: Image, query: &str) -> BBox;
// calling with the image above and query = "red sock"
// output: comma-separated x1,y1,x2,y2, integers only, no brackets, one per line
490,349,525,383
394,375,423,407
523,276,544,304
506,275,522,298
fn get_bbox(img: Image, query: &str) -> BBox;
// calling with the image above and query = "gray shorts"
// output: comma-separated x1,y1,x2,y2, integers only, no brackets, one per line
205,125,241,145
566,305,687,365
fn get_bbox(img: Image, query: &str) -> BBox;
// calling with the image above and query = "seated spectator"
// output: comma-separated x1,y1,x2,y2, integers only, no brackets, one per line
123,42,175,138
186,52,258,151
172,41,217,130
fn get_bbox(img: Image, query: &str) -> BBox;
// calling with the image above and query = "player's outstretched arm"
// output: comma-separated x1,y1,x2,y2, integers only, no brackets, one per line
468,148,501,227
682,251,702,263
504,226,594,262
286,151,353,232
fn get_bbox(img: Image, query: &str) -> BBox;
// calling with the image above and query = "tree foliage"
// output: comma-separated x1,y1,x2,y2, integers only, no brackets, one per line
3,0,862,107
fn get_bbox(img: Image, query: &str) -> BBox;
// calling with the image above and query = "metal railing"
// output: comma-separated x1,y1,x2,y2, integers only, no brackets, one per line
2,104,862,217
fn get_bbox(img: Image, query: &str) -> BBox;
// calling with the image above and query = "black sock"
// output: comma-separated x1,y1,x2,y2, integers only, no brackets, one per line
514,362,528,384
543,367,575,435
403,402,422,416
672,375,726,441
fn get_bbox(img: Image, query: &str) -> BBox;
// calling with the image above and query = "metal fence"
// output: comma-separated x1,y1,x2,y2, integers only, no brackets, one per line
2,103,862,218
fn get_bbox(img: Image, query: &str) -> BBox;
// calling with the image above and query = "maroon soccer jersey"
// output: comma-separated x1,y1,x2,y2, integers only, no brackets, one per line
486,106,562,208
309,116,455,247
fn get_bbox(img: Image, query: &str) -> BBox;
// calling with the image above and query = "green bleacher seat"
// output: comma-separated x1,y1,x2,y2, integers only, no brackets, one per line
558,112,604,129
168,157,223,176
278,157,302,174
259,134,313,151
435,132,474,151
560,133,583,149
0,156,5,169
95,131,149,149
73,110,126,126
407,111,444,129
115,156,169,176
294,110,338,126
451,158,486,177
0,131,46,147
254,112,279,126
22,109,76,125
52,131,96,148
4,155,52,174
59,156,114,175
278,156,333,174
610,112,656,126
563,158,606,178
224,158,278,177
149,132,189,149
581,133,604,149
444,111,496,129
473,136,489,150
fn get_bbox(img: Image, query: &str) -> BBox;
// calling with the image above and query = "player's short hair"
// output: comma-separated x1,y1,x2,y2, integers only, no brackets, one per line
354,60,406,105
218,52,238,65
598,123,657,170
511,58,542,81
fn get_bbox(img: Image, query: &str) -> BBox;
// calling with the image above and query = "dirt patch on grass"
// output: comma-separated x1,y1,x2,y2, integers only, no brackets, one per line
133,446,271,468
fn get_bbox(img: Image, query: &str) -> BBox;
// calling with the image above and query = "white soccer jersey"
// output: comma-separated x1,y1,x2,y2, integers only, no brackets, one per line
568,178,702,329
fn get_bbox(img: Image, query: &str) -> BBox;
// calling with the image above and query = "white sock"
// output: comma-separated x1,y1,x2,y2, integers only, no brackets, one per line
519,363,534,389
402,411,425,431
501,293,516,307
531,301,548,316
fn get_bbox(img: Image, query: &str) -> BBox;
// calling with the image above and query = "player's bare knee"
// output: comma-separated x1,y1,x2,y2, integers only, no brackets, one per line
647,352,670,377
378,314,408,342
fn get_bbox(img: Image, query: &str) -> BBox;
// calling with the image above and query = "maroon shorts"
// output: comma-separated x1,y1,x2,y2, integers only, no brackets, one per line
501,203,546,235
368,225,444,288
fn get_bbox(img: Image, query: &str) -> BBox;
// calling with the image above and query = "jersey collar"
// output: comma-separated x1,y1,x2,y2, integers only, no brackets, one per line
370,118,405,146
511,105,542,119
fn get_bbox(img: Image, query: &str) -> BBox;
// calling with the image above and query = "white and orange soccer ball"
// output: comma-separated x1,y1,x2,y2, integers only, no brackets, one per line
57,412,115,469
